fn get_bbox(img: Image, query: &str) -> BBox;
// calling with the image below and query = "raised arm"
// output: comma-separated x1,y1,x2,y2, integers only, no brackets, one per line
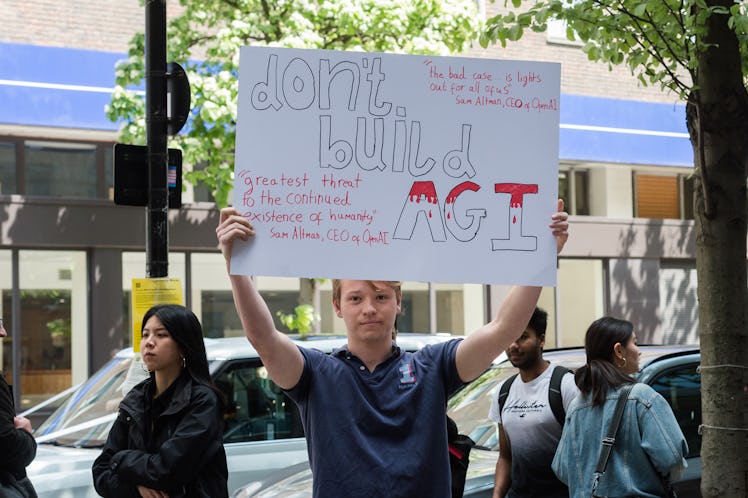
216,207,304,389
455,199,569,382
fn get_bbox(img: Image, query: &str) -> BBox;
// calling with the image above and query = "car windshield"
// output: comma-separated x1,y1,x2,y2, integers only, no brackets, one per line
34,355,217,448
447,361,517,450
447,349,591,449
34,355,134,447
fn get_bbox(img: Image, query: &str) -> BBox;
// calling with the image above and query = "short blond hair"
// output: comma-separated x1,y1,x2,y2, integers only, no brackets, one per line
332,279,402,306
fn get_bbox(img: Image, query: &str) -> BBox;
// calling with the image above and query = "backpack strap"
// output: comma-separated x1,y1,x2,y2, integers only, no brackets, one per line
549,365,572,426
499,366,571,426
497,373,518,417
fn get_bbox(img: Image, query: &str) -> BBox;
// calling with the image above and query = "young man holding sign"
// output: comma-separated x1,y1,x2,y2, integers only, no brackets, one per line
215,200,569,498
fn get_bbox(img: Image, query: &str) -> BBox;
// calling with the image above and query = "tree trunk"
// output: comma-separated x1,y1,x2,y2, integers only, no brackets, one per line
688,3,748,496
299,278,321,334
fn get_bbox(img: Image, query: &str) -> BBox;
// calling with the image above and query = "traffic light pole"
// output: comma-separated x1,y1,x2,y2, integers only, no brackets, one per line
145,0,169,278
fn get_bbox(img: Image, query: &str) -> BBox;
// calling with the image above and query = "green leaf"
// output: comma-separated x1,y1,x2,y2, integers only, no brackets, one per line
632,4,647,17
276,304,320,335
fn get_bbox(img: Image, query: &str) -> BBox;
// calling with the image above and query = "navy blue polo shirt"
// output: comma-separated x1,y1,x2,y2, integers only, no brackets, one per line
285,339,464,498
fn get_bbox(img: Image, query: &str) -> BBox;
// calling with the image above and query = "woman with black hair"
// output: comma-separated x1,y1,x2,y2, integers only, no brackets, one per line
551,316,687,498
92,304,228,498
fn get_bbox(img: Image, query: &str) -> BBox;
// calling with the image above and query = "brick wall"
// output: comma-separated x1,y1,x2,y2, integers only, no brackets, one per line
0,0,182,53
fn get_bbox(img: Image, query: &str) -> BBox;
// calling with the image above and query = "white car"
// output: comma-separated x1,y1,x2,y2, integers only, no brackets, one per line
27,333,452,497
234,346,702,498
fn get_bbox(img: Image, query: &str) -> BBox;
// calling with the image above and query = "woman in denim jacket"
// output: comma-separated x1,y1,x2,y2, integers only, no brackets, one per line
551,317,688,498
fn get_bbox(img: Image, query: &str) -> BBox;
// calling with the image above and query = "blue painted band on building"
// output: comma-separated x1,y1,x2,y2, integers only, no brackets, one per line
0,42,693,167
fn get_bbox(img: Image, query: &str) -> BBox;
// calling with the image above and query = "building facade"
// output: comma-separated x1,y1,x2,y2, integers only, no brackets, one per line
0,0,715,410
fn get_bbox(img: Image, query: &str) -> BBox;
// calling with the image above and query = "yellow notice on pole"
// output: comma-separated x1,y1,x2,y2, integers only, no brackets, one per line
131,278,183,352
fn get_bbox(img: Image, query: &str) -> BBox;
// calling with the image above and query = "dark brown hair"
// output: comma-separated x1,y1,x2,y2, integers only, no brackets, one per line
574,316,635,406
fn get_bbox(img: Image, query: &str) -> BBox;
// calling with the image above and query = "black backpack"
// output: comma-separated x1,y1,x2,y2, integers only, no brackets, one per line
498,366,571,425
447,415,474,498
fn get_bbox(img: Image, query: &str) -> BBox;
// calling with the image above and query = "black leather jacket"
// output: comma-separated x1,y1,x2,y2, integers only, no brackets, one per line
92,373,228,498
0,373,37,478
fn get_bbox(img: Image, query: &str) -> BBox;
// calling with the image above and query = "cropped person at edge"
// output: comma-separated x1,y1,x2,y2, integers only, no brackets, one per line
0,317,39,498
215,199,569,498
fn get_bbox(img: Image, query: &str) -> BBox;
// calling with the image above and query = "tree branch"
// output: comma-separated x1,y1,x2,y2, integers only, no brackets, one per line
591,0,690,95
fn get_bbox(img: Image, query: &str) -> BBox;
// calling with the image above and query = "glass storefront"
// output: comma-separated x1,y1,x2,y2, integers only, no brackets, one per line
185,252,472,337
2,245,603,412
0,250,88,410
191,252,255,337
0,250,12,383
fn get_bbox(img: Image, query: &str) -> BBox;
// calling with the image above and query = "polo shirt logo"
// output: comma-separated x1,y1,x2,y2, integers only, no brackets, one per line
399,361,416,385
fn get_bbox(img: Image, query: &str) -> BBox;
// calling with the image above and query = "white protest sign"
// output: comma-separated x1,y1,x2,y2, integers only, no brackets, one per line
233,46,560,286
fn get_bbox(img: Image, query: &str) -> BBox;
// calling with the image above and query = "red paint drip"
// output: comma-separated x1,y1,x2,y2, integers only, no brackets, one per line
407,181,438,206
494,183,538,207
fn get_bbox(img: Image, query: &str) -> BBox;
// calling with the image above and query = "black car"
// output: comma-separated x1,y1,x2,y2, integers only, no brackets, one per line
234,345,702,498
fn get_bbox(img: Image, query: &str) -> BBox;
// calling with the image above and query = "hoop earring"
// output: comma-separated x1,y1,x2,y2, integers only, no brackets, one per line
618,357,627,369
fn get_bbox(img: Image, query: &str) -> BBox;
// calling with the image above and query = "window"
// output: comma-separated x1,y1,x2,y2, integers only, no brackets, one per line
199,288,299,336
635,174,679,219
105,145,114,200
0,136,114,199
559,168,589,215
649,363,701,458
214,360,304,443
191,161,215,203
635,172,695,220
34,355,133,444
15,250,88,410
659,263,699,344
680,173,695,220
555,258,605,347
0,142,16,195
400,289,428,333
546,3,584,47
0,250,11,380
25,141,98,198
434,284,466,334
199,290,244,338
387,283,466,334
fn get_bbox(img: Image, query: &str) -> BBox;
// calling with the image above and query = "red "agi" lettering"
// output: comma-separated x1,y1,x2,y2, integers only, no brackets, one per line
392,181,538,251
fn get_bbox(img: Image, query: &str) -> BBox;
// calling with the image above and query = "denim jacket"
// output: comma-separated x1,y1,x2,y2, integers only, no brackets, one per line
552,383,688,498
